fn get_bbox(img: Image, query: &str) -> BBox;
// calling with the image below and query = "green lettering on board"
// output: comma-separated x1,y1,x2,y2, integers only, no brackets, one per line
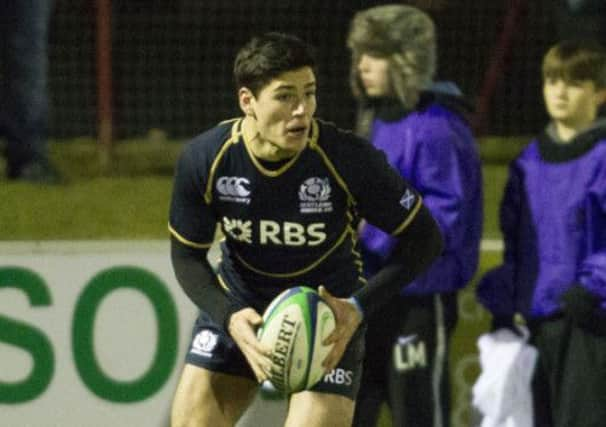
0,267,54,403
72,266,178,402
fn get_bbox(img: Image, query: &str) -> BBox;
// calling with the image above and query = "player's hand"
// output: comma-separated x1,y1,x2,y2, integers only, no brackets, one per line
318,286,363,373
227,307,273,383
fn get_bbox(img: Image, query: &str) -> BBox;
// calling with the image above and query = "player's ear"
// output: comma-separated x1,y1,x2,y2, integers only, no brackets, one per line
239,87,256,117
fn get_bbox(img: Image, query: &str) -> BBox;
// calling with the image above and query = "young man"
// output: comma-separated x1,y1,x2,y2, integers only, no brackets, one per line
477,39,606,427
168,32,443,427
347,5,482,427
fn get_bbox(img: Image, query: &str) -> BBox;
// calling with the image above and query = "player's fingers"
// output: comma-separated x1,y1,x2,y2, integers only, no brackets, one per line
318,286,336,307
232,314,272,356
322,304,355,345
322,341,345,371
242,311,273,355
254,365,270,382
322,322,344,345
240,333,273,363
247,337,273,370
244,333,272,356
242,348,272,382
243,353,265,382
318,286,346,342
243,309,264,326
249,333,272,355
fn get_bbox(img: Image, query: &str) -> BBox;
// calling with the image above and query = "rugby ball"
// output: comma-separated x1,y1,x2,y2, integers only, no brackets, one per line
257,286,336,395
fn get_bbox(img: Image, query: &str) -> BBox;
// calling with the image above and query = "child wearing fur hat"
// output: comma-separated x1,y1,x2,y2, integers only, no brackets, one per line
347,5,483,427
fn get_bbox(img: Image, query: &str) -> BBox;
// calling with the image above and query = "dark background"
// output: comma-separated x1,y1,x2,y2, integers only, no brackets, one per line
48,0,567,140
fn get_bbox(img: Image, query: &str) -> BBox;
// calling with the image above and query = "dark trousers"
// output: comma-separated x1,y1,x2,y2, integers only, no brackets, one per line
0,0,52,176
530,317,606,427
353,292,458,427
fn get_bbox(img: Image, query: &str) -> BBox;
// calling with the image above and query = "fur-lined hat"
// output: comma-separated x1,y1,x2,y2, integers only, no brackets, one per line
348,4,436,110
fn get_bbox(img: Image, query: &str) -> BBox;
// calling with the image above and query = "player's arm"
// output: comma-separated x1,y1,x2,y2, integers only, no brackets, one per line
319,132,443,371
169,142,241,325
342,133,445,316
320,204,442,372
171,237,272,381
169,142,271,381
170,236,245,327
353,203,443,316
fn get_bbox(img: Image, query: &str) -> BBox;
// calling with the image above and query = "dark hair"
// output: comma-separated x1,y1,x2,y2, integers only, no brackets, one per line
234,32,316,96
542,39,606,88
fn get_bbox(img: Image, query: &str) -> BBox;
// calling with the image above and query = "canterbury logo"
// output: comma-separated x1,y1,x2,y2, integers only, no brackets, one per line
216,176,251,197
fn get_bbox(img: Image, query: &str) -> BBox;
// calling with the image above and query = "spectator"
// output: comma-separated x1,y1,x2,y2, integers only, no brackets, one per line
347,5,483,427
477,39,606,427
0,0,60,183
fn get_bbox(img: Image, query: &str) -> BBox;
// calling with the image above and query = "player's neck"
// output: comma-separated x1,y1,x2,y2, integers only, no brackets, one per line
242,116,296,161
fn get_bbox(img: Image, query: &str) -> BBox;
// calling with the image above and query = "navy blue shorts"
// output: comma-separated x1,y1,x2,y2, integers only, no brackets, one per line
185,311,366,399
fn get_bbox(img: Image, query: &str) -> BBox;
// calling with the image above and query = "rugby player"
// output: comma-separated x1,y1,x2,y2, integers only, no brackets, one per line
168,32,443,427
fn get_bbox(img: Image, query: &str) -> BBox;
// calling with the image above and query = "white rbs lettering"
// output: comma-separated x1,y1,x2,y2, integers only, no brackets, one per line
323,368,353,386
260,220,281,245
283,222,306,246
259,220,326,246
306,223,325,246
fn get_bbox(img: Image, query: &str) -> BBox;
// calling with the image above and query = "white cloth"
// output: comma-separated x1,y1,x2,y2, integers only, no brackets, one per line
472,327,538,427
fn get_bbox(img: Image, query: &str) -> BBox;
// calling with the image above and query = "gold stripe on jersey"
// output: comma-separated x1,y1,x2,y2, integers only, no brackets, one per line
168,223,213,249
308,126,355,206
241,119,319,177
216,273,230,292
391,195,423,236
348,224,364,276
310,135,364,276
217,117,240,127
234,224,357,278
204,120,244,204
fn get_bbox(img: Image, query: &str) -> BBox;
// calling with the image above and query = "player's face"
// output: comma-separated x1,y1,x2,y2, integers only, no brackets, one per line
543,77,605,130
357,54,391,97
248,67,317,157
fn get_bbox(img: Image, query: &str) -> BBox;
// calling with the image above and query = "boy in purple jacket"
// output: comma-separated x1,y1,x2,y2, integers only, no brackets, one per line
477,39,606,427
347,5,483,427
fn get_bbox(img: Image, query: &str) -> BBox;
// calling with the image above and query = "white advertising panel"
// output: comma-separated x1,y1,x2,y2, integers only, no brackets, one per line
1,241,198,426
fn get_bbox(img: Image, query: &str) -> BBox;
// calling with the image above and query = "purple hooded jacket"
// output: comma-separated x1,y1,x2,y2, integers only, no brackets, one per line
477,122,606,319
359,84,483,295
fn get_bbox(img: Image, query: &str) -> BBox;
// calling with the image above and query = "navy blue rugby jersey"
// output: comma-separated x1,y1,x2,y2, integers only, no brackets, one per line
169,118,422,311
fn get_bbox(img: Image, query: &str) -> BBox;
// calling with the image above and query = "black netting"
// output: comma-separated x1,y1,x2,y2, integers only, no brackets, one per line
48,0,574,139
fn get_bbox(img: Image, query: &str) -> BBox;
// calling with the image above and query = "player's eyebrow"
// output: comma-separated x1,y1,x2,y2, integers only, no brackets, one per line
274,81,317,91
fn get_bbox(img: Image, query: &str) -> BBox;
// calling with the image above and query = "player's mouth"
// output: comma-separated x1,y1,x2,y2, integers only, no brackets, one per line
286,125,308,138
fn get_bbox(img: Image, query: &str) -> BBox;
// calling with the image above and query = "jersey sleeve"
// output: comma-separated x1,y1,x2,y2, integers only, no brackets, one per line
344,135,423,236
169,142,218,248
